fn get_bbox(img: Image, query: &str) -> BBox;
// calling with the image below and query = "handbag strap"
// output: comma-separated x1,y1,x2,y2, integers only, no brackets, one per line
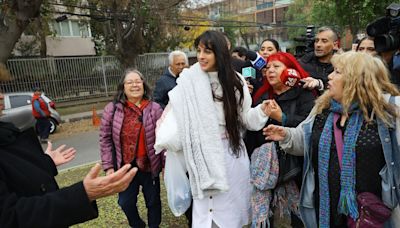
333,113,344,169
110,101,118,171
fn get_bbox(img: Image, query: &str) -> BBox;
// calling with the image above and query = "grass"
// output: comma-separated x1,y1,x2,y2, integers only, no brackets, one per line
55,164,188,228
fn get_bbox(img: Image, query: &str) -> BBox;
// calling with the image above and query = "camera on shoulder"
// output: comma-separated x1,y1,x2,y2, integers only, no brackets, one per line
367,3,400,52
294,25,316,58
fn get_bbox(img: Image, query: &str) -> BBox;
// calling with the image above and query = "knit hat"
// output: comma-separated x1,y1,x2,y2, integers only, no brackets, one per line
253,52,308,102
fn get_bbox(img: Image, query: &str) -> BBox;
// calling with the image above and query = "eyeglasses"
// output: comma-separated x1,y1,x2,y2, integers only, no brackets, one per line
124,80,143,86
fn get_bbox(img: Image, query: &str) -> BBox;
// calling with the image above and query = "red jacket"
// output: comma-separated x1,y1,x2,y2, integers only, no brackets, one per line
32,95,50,118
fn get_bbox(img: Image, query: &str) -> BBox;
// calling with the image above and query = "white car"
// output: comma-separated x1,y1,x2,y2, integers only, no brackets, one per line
0,92,61,133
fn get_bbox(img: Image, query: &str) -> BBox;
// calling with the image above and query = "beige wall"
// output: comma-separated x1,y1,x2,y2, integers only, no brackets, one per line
46,37,95,56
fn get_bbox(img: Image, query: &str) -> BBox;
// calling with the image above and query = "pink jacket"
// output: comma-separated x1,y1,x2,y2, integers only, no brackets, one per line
99,101,164,177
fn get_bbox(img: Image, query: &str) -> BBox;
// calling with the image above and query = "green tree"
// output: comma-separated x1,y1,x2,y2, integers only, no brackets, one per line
0,0,193,70
286,0,393,39
87,0,187,67
333,0,394,37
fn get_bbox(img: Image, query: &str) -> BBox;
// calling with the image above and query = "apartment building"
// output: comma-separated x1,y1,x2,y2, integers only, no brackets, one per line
13,0,95,57
190,0,293,50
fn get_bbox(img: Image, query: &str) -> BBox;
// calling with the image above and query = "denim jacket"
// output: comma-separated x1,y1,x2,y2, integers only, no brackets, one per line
279,94,400,227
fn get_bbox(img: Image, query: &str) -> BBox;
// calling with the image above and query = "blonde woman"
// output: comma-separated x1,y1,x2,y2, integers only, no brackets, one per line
264,52,400,227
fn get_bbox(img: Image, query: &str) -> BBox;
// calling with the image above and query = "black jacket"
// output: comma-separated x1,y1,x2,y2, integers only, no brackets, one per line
0,122,98,228
389,56,400,88
244,87,315,155
153,69,178,109
299,52,333,88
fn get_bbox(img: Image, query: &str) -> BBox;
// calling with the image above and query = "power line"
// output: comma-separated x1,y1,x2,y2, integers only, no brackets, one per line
46,0,185,14
43,1,314,29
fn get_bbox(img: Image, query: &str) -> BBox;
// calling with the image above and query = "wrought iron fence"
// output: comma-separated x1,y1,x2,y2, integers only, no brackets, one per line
0,53,169,102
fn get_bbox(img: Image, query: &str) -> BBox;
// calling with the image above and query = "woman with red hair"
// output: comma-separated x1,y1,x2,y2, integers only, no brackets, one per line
246,52,315,153
246,52,315,227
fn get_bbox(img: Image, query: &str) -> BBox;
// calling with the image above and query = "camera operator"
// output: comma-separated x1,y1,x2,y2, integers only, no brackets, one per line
380,49,400,87
298,26,339,93
367,3,400,87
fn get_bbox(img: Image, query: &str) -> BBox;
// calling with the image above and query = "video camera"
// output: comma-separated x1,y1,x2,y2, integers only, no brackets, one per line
294,25,316,58
366,3,400,52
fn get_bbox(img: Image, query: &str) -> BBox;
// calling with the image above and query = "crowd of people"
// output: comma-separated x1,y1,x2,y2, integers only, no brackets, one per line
1,25,400,228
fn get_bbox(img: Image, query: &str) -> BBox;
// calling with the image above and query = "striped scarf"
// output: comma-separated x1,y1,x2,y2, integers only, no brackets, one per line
318,99,364,227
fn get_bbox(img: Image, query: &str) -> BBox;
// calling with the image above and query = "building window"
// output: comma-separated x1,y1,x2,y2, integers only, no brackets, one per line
52,20,91,37
60,21,70,36
71,21,80,36
80,23,90,37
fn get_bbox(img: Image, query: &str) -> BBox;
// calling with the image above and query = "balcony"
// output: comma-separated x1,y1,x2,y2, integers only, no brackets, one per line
257,0,293,10
276,0,293,6
238,6,257,14
256,2,273,10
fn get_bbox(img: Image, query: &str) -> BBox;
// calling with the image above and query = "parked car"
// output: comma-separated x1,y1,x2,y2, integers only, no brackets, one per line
0,92,61,133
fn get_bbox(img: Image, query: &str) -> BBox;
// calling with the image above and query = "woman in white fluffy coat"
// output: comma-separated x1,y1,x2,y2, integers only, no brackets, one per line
155,31,272,228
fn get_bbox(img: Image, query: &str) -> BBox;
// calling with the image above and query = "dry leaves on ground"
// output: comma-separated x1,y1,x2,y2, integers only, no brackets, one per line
50,119,99,141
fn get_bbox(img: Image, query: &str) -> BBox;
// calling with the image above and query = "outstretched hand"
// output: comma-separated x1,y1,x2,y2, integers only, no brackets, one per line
45,141,76,166
263,124,287,141
83,163,137,202
301,77,320,90
265,99,283,122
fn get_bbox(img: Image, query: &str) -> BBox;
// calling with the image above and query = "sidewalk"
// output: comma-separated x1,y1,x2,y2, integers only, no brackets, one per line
57,96,111,123
61,109,103,123
57,96,111,108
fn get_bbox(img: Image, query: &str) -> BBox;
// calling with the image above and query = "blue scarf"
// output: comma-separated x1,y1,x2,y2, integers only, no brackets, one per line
318,100,364,227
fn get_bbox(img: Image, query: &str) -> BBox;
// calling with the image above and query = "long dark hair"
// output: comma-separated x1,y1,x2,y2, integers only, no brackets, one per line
194,30,244,156
260,38,281,51
113,68,152,104
355,36,373,51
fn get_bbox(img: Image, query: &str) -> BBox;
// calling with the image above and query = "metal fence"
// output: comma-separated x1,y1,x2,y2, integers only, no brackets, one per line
0,53,169,102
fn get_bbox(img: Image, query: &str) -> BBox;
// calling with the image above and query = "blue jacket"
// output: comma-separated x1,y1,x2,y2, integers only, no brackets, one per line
153,69,177,109
279,94,400,227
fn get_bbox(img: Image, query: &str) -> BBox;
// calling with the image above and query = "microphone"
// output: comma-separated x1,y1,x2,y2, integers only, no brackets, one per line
241,67,256,79
246,51,267,70
281,68,303,87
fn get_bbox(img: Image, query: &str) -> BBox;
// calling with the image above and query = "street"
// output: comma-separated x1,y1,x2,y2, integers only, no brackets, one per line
46,129,101,171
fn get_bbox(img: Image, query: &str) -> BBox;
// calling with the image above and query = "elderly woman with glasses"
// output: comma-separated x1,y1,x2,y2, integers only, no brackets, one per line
100,68,164,228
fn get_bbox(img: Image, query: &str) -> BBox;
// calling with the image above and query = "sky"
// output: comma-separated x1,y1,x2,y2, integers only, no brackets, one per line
189,0,224,8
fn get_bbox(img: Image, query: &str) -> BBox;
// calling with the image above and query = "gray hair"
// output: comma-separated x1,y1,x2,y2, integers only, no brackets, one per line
123,68,145,81
318,26,339,41
168,50,188,65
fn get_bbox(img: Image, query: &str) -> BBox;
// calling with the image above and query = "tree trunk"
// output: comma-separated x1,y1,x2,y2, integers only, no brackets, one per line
37,18,47,58
0,19,28,63
239,29,250,49
0,0,43,64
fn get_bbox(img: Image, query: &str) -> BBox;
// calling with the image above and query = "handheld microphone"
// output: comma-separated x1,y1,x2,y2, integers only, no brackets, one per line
246,51,267,70
281,68,303,87
241,67,256,79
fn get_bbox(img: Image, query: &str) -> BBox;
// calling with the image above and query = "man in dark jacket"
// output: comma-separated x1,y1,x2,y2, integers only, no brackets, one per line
153,50,188,109
0,90,137,228
299,26,339,93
